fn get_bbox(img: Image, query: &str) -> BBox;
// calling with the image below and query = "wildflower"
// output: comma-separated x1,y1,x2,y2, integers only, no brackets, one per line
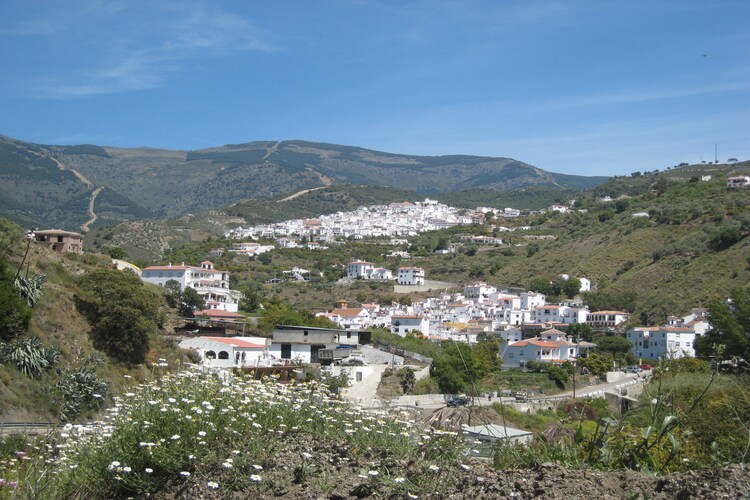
180,471,191,477
122,466,132,473
394,477,405,483
253,464,263,470
145,468,153,474
407,493,418,499
250,474,262,482
368,470,379,476
171,434,180,440
198,431,207,437
207,481,219,489
460,463,471,470
108,461,121,470
428,464,440,472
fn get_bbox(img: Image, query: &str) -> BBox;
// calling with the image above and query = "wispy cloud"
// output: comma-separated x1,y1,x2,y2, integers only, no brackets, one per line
19,1,273,98
543,80,750,110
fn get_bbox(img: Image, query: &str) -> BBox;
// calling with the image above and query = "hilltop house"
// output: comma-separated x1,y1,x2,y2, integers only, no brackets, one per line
346,260,375,279
34,229,83,254
141,261,242,312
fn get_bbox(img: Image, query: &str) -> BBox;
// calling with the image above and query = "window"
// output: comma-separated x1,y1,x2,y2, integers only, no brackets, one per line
218,351,229,359
57,236,64,242
205,351,216,359
281,344,292,359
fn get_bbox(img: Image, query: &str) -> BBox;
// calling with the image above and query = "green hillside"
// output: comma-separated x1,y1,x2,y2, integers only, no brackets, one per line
0,134,608,231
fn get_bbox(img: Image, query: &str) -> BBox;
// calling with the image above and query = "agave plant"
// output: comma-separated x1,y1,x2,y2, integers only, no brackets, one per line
1,336,57,378
13,272,47,307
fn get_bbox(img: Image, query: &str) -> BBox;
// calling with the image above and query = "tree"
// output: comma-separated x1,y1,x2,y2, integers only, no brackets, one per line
108,246,129,260
695,288,750,360
708,225,742,251
399,367,416,394
567,323,594,342
180,287,205,317
430,342,481,395
593,334,633,361
0,257,31,341
163,279,182,308
577,352,613,377
561,277,581,299
77,269,164,364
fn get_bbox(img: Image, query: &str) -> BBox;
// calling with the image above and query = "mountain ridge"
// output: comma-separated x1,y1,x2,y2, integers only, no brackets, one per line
0,134,609,231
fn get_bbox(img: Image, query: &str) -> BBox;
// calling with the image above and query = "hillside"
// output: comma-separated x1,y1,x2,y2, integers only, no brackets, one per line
0,134,608,232
0,220,186,422
142,169,750,322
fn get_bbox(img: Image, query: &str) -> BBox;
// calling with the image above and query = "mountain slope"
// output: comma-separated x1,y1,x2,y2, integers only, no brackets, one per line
0,135,608,231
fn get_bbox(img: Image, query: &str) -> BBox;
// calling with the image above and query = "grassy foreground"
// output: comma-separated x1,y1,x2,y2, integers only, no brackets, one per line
0,367,465,499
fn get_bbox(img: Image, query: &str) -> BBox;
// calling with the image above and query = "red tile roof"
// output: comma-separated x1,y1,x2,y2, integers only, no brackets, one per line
203,337,266,349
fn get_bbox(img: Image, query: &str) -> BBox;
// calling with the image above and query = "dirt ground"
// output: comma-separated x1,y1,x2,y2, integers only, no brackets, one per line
154,434,749,500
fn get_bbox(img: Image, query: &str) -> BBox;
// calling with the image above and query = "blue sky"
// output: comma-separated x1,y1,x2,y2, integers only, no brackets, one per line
1,1,748,176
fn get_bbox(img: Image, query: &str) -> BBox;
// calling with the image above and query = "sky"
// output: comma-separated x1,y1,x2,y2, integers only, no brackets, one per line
1,0,748,177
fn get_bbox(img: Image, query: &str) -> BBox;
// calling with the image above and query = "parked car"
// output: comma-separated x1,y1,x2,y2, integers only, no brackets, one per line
446,396,470,407
624,366,643,373
639,364,653,370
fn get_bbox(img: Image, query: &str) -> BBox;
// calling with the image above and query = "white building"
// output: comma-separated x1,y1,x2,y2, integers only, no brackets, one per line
398,267,425,285
727,176,750,188
501,328,596,368
464,282,497,301
179,336,270,369
141,261,242,312
626,326,698,360
587,310,630,329
578,278,591,293
347,260,375,279
391,315,429,337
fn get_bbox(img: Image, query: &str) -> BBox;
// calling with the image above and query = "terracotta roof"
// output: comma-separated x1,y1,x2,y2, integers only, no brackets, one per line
330,308,366,317
203,337,266,349
589,311,629,315
196,309,245,319
392,315,423,320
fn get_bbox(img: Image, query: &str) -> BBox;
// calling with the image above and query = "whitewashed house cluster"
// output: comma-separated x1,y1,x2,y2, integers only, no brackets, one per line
320,280,625,343
626,308,710,360
225,199,479,243
141,261,243,313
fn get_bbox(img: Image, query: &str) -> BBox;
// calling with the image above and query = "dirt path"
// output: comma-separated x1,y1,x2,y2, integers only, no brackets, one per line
277,169,334,202
51,156,92,187
49,156,102,232
81,187,103,232
262,140,280,160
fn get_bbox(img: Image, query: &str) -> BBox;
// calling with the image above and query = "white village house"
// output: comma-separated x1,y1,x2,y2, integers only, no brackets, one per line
141,261,243,312
501,328,596,368
627,326,698,360
397,267,425,285
179,336,270,369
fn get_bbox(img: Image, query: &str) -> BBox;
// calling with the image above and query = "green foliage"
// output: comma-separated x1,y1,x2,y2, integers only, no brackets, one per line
55,354,109,421
0,257,31,341
577,353,613,377
593,334,634,362
179,287,205,317
660,358,709,374
257,301,338,332
708,225,742,251
107,246,129,259
0,217,24,256
77,269,164,364
14,271,47,307
399,367,416,394
695,288,750,360
430,342,482,395
0,336,59,378
584,289,637,313
566,323,594,342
